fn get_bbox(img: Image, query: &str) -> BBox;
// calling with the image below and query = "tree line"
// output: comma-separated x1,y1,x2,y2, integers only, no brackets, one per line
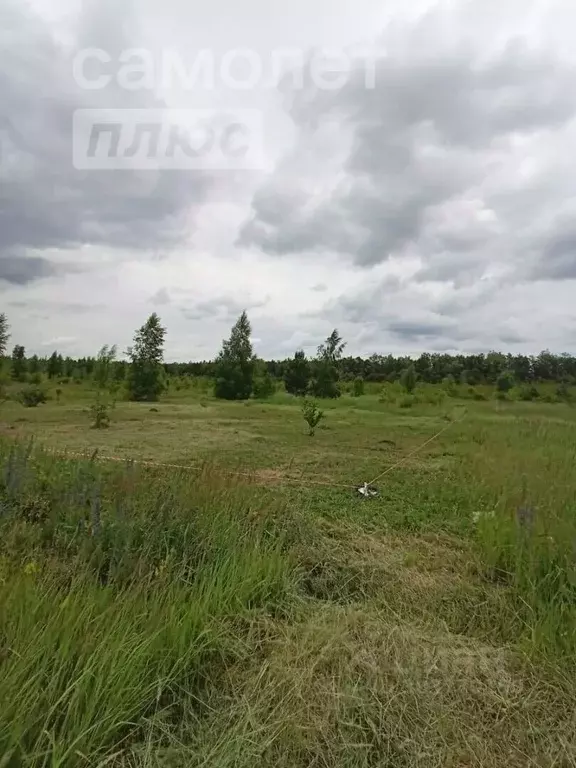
2,310,576,404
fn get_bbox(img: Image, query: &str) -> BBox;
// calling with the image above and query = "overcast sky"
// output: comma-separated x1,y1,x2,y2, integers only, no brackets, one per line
2,0,576,360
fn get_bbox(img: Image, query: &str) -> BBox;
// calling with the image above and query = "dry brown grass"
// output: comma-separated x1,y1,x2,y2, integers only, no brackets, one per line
170,606,575,768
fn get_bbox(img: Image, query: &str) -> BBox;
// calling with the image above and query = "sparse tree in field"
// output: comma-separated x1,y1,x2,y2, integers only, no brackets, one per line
310,329,345,399
317,329,346,364
301,399,324,436
556,381,572,402
442,374,457,397
214,311,256,400
400,363,417,394
11,345,27,381
94,345,117,390
90,396,111,428
63,357,75,378
17,386,47,407
0,313,10,358
127,314,166,402
28,355,40,375
496,371,514,395
284,350,311,396
113,361,127,381
47,351,63,379
310,360,340,399
352,377,365,397
89,344,118,427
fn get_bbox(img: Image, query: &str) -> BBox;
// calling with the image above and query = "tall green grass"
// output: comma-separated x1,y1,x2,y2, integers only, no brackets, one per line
0,441,295,766
468,419,576,662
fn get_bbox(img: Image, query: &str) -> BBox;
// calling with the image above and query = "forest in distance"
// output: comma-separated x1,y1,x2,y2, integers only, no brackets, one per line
9,342,576,386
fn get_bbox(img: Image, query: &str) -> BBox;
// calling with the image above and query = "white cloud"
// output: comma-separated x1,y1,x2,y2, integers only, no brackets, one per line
3,0,576,359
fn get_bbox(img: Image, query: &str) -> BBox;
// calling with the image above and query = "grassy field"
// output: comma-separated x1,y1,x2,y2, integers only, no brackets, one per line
1,383,575,766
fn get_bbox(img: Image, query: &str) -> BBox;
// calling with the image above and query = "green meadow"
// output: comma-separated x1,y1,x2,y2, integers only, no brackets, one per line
0,382,575,766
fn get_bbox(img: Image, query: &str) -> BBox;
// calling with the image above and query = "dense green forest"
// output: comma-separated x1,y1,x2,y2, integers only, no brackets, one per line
6,346,576,385
3,310,576,404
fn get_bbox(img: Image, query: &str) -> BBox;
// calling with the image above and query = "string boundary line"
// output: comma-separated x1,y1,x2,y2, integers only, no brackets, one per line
21,411,467,493
366,408,468,487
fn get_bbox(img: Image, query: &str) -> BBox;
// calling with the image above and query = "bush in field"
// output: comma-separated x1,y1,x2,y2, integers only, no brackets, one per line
379,384,397,403
301,399,324,435
517,384,541,401
17,386,47,408
442,374,458,397
420,387,447,405
94,344,117,390
310,360,340,399
108,380,121,407
90,397,111,429
253,362,276,399
496,372,514,395
398,394,415,408
352,377,365,397
400,364,417,394
284,350,311,396
556,382,572,402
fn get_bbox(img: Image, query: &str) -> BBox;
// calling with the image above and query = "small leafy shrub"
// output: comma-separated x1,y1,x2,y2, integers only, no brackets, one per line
419,387,446,405
442,375,458,397
496,372,514,394
309,361,340,399
90,399,111,429
517,384,540,402
495,391,509,402
253,368,276,399
400,364,417,394
352,377,365,397
29,373,43,385
468,386,487,401
301,399,324,436
379,385,396,403
17,386,47,408
398,394,415,408
556,382,572,402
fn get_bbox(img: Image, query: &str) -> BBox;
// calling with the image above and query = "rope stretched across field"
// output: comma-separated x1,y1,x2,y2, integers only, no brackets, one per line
36,409,466,493
366,409,467,487
41,446,355,489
